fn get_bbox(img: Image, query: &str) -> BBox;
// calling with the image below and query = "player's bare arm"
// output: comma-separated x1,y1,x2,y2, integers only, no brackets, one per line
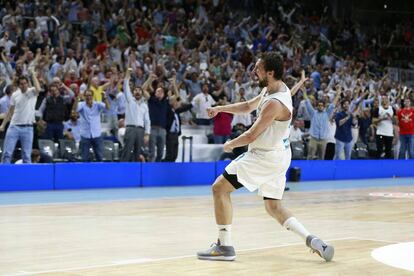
223,100,291,152
207,90,265,118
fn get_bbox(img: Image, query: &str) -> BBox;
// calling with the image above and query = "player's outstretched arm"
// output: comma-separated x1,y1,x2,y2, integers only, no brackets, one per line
223,100,291,152
207,90,265,118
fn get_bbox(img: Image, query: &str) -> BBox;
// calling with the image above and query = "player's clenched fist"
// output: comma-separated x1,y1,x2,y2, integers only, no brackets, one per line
207,107,220,118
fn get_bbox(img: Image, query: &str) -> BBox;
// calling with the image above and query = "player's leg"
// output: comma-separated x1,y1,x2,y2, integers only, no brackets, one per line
213,174,236,226
197,173,240,261
264,198,308,238
264,198,334,262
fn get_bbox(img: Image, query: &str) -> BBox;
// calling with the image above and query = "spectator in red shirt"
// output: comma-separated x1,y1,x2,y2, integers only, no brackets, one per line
96,41,108,58
64,70,81,90
397,98,414,159
213,97,233,144
135,25,151,40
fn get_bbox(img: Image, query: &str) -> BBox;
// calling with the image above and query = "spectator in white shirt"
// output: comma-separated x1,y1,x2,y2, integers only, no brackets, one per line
192,83,216,125
0,72,41,163
325,117,337,160
289,120,304,143
63,110,81,143
372,96,395,159
63,49,78,75
0,32,15,55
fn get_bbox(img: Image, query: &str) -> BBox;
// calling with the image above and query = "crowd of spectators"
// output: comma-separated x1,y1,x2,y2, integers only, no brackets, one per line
0,0,413,164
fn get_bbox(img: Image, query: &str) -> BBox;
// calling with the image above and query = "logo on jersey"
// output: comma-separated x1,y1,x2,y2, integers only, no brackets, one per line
283,138,290,149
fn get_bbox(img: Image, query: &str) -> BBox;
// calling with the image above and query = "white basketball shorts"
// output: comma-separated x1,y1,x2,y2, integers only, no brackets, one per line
225,148,292,199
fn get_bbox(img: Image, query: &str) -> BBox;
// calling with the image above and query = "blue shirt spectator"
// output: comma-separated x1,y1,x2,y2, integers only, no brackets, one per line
77,101,106,138
73,90,110,162
335,112,353,143
334,100,355,160
184,73,202,98
117,92,126,116
68,2,80,22
48,58,64,81
104,91,124,117
310,70,321,90
305,100,335,140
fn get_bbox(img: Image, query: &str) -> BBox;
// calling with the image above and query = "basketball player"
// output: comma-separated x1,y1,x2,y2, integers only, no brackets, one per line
197,52,334,262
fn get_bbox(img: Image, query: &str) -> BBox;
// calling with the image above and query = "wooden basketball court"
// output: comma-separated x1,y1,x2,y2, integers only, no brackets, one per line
1,181,414,275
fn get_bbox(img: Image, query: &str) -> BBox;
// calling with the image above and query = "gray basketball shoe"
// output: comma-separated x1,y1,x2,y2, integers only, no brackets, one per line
197,240,236,261
306,235,334,262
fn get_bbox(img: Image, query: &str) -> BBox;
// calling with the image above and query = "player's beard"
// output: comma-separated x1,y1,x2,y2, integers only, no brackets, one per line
258,76,268,88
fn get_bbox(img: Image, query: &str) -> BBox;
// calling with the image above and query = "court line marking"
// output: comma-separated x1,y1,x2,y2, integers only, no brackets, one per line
4,237,354,276
347,237,399,244
0,191,259,208
371,241,414,272
2,180,413,208
0,195,213,208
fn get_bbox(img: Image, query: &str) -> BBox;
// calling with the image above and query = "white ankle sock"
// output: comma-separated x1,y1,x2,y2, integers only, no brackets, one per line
218,224,232,246
283,217,310,241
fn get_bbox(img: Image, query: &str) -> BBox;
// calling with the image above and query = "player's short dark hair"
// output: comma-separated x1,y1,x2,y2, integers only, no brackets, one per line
261,52,284,80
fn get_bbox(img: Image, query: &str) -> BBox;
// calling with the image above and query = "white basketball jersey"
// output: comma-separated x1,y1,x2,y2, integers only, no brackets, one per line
249,83,292,151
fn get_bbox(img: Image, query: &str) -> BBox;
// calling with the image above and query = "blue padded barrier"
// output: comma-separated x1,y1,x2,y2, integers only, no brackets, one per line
384,159,414,177
333,159,414,180
289,160,336,181
54,162,141,189
333,160,389,180
0,164,54,191
142,162,216,187
380,160,414,178
215,160,231,177
1,160,414,192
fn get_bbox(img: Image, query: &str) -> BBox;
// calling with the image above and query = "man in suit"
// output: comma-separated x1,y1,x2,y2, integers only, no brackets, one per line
164,97,192,162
